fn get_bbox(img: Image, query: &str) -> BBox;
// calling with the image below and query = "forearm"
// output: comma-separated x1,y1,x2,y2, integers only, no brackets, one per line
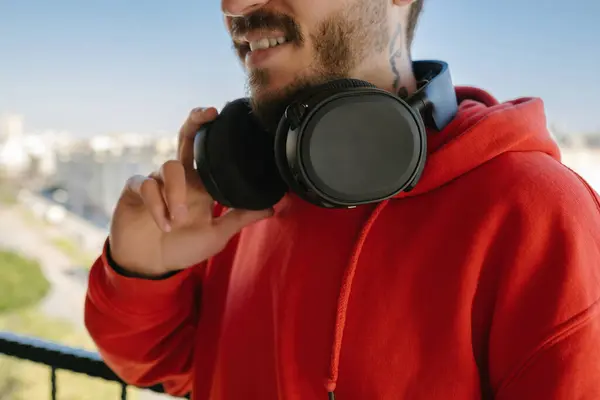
84,242,203,396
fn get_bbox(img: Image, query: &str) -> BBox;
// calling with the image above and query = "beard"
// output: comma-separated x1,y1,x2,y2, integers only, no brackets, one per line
231,0,389,133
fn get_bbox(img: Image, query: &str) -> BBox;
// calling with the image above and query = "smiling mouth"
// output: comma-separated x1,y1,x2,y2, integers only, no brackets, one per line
237,35,290,58
249,36,288,51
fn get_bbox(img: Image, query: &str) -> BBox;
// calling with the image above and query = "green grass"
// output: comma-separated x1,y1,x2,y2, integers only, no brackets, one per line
51,237,96,269
0,189,16,205
0,250,50,313
0,183,17,205
0,247,142,399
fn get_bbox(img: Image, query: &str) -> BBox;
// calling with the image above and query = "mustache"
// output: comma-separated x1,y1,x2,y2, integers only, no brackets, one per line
230,10,303,44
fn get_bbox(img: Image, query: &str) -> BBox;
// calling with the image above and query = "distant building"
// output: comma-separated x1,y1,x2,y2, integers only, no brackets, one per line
0,114,29,176
0,115,72,181
559,132,600,192
53,133,177,226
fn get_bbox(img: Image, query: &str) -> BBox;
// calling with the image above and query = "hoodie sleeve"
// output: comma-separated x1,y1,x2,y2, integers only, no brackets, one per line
84,240,203,397
476,168,600,399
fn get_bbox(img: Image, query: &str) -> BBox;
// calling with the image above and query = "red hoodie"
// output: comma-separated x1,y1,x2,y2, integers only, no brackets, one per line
85,87,600,400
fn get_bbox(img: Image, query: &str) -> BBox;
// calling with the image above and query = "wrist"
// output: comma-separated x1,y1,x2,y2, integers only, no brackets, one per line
106,240,180,280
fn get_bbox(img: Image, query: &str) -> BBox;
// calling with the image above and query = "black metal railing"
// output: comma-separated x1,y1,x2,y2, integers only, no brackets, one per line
0,331,189,400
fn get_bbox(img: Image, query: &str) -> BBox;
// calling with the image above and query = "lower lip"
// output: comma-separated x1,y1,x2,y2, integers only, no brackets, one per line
245,43,290,68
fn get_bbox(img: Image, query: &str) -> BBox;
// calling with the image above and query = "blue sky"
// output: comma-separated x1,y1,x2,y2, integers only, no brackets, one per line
0,0,598,136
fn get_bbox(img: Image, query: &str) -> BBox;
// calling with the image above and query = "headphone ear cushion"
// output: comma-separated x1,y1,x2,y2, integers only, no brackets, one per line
193,99,287,210
273,116,303,195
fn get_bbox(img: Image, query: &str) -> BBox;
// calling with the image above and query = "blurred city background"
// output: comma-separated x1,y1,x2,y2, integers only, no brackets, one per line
1,1,599,399
0,113,178,400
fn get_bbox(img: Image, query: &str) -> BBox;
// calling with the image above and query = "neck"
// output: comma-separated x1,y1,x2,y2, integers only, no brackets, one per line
355,58,417,99
353,23,417,99
387,22,417,98
388,58,417,99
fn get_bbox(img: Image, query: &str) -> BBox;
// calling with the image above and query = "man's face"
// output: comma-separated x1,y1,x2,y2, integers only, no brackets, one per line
223,0,390,131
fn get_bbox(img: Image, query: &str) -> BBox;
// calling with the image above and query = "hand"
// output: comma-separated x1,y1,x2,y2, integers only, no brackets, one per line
108,107,273,278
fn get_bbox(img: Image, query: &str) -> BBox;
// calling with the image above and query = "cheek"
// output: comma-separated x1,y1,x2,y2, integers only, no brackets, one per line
288,0,339,39
223,16,232,33
296,0,336,23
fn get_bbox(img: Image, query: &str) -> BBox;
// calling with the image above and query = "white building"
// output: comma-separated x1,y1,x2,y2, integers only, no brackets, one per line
0,115,73,180
53,133,177,225
561,147,600,192
22,130,75,178
0,114,29,176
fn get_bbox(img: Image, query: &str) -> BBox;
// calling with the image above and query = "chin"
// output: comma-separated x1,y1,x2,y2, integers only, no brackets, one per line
249,69,319,105
253,79,294,96
247,72,317,132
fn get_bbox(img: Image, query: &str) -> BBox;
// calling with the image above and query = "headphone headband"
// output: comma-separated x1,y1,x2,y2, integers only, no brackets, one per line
407,60,457,130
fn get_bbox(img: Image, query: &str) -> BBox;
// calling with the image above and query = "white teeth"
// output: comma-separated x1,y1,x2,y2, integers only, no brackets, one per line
249,38,270,51
248,36,288,51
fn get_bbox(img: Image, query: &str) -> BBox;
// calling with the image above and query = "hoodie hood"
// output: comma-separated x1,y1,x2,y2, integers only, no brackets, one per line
394,86,561,199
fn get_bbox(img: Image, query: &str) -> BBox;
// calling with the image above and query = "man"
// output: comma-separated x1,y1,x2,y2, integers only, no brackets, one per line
84,0,600,399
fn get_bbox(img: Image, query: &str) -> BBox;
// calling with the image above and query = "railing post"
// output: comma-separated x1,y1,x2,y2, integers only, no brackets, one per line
50,366,57,400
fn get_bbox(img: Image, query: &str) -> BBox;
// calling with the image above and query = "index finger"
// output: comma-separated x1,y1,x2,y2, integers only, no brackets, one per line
178,107,218,171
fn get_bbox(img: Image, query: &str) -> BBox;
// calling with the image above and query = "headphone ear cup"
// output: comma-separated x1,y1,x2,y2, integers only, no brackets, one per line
193,99,287,210
274,80,428,207
273,79,378,202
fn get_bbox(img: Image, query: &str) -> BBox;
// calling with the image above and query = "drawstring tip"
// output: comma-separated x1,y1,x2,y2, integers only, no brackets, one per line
325,379,336,399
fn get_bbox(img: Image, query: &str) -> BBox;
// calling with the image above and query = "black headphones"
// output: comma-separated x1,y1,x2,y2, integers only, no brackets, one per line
193,60,458,210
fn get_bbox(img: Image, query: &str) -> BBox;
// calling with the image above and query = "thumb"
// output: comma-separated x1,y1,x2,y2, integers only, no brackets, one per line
213,208,274,239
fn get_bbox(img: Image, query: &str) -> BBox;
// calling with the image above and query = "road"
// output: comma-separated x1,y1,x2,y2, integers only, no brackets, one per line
0,205,173,400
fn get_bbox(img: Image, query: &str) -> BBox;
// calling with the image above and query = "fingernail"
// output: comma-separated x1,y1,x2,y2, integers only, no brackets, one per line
189,108,205,124
191,107,216,123
171,205,188,221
